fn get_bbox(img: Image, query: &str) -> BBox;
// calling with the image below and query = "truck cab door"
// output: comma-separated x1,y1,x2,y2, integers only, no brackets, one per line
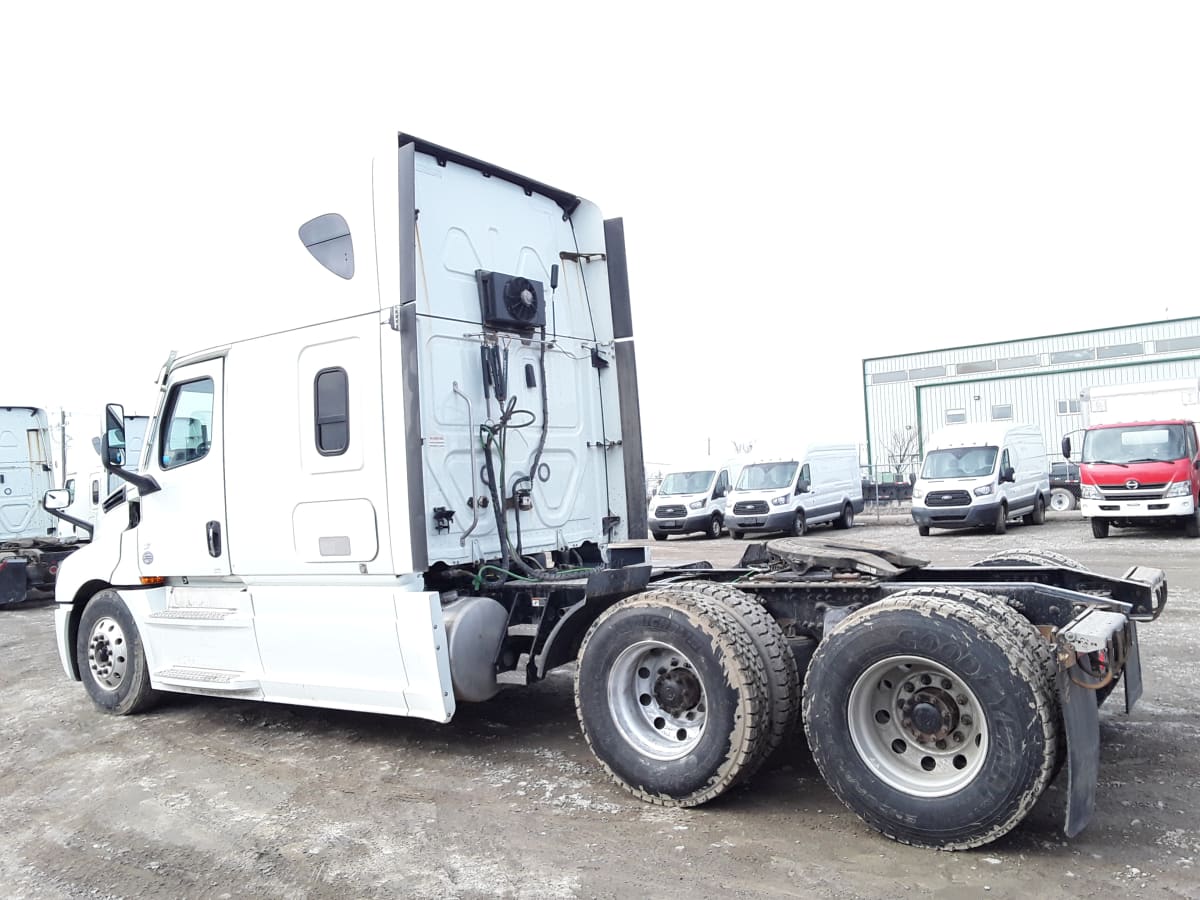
137,359,231,578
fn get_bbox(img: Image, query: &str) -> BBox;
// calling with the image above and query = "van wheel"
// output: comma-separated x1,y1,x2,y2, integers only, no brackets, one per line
1091,518,1110,539
653,533,668,542
1049,488,1075,512
706,515,723,540
917,525,930,537
77,590,159,716
1023,496,1046,526
790,511,807,537
835,504,855,530
992,505,1007,535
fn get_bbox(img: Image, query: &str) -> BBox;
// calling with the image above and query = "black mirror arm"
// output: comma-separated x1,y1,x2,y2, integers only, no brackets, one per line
42,500,94,540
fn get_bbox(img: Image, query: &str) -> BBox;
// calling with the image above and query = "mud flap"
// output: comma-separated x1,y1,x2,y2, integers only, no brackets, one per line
1058,667,1100,838
0,558,29,606
1123,619,1143,713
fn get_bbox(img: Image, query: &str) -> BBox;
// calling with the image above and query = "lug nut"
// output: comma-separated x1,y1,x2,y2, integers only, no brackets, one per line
953,732,964,743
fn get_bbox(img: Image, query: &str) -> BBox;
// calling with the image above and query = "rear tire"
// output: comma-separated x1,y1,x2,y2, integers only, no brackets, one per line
662,582,800,775
1091,517,1110,539
835,504,855,530
992,505,1008,535
76,590,159,716
802,593,1058,849
972,548,1089,572
575,590,769,807
1023,496,1046,526
1050,488,1075,512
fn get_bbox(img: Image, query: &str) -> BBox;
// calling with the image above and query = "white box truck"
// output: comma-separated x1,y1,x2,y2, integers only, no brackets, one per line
724,446,863,539
911,424,1050,536
47,133,1165,850
1062,379,1200,538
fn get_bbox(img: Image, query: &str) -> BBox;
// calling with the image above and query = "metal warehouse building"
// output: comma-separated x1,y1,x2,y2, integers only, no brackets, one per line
862,316,1200,477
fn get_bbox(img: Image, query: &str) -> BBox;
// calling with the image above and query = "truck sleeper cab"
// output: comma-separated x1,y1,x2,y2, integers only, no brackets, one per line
911,423,1049,536
723,446,863,539
648,462,737,540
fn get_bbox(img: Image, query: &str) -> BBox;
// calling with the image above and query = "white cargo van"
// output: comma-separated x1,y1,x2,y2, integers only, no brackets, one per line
911,424,1050,536
647,460,741,540
724,446,863,538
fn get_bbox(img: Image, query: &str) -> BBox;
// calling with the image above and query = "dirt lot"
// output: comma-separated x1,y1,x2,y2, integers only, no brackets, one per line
2,514,1198,899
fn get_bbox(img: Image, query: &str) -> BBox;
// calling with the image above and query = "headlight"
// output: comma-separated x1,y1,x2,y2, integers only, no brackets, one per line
912,487,923,500
1081,483,1103,500
688,498,706,509
973,484,994,496
770,494,792,506
1166,480,1192,498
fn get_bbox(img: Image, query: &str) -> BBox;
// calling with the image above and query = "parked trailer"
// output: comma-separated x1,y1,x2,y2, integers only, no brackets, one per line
0,406,82,606
50,133,1162,850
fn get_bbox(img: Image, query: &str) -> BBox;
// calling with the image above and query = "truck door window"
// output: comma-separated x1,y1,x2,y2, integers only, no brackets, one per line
314,367,349,455
91,480,100,504
160,378,215,470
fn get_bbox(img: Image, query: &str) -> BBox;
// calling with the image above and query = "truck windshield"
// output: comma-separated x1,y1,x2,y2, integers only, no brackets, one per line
658,470,716,495
737,462,798,491
1082,424,1187,464
922,447,998,479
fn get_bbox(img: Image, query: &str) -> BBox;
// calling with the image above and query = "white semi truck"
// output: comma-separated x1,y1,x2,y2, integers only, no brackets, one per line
49,134,1165,850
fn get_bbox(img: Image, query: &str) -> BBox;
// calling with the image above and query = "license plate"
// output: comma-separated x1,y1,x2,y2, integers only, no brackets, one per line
662,520,678,527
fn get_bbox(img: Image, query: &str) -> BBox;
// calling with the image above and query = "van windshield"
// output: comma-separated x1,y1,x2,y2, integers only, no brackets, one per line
922,447,998,479
737,462,798,491
658,470,716,495
1081,424,1187,464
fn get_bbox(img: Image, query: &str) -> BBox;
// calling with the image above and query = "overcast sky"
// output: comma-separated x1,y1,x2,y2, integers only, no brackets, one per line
5,2,1198,470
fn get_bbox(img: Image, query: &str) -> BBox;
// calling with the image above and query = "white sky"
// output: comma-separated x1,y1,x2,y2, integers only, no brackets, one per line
5,2,1199,470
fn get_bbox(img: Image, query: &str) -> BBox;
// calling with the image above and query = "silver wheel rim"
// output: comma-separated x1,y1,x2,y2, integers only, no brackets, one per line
1051,491,1071,512
607,640,707,761
847,655,987,797
86,616,129,691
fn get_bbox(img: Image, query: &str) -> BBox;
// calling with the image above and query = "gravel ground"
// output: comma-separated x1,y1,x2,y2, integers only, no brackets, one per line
1,512,1198,899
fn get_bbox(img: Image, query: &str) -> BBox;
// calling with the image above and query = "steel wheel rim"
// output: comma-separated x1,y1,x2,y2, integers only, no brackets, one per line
1051,491,1071,512
607,640,707,761
847,655,987,797
86,616,129,691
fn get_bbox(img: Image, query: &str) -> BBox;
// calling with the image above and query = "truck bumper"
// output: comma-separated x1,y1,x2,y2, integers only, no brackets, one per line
55,602,76,679
1081,496,1195,518
726,509,796,533
911,500,1001,530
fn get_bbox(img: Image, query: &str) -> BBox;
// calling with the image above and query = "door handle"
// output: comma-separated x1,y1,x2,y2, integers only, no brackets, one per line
206,521,222,558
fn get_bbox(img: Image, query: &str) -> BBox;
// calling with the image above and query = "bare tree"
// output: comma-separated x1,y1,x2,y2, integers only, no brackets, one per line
731,439,755,455
884,427,919,479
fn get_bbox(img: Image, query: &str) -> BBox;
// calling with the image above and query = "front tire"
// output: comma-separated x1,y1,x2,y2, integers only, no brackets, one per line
76,590,159,715
992,504,1008,535
575,590,769,807
802,594,1058,849
1023,495,1046,526
1091,517,1110,539
1186,509,1200,538
917,524,930,537
706,515,722,540
730,529,744,541
653,533,668,542
790,511,807,537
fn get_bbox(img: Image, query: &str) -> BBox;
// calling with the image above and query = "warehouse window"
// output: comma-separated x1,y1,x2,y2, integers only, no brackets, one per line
315,367,350,455
991,404,1013,421
1057,399,1082,415
871,370,907,384
998,354,1040,370
908,365,946,380
1097,342,1144,359
1155,335,1200,353
945,408,967,424
956,360,996,374
1050,348,1095,364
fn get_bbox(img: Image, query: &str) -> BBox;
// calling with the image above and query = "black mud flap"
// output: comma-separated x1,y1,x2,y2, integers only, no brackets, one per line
1124,619,1143,713
0,557,30,606
1058,667,1100,838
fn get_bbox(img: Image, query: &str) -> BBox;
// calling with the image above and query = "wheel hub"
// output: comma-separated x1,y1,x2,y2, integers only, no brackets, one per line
86,616,128,691
653,669,702,716
903,691,958,743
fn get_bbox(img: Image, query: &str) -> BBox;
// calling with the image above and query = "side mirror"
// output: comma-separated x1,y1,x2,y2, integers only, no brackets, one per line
44,488,70,510
712,488,724,500
103,403,127,468
1001,466,1016,484
797,480,811,494
1061,436,1072,460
